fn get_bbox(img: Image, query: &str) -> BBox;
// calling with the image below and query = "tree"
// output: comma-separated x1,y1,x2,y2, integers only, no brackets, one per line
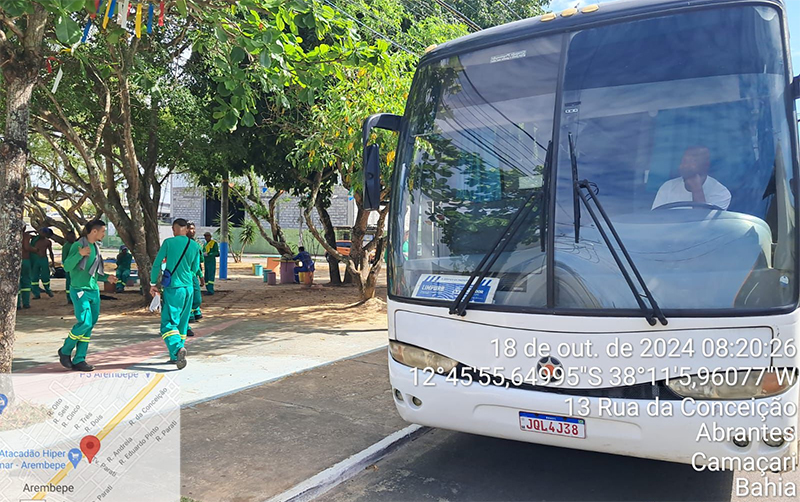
0,0,385,372
0,0,87,372
234,218,258,262
291,3,470,300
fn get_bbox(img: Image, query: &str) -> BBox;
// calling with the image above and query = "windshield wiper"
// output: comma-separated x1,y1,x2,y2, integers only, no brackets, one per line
569,139,667,326
574,179,668,326
569,134,580,243
450,142,553,317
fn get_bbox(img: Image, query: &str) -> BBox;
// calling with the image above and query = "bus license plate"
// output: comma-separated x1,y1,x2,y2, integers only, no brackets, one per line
519,411,585,439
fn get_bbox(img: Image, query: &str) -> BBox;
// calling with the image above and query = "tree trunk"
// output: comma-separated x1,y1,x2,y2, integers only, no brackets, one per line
0,75,36,373
361,266,380,299
238,181,294,258
315,199,342,285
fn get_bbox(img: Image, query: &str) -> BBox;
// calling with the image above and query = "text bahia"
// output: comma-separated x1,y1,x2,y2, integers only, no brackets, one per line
736,476,796,497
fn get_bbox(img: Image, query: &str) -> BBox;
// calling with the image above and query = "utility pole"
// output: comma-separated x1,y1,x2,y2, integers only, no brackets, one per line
219,176,229,280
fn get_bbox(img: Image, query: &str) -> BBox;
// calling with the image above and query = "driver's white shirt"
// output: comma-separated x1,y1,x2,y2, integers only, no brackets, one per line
652,175,731,210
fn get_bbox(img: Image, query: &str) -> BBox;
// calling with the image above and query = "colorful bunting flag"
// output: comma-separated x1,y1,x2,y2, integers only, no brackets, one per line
135,2,142,38
147,3,154,34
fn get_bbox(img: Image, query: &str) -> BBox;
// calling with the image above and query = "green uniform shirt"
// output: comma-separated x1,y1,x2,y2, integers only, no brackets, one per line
191,240,203,276
63,241,108,291
116,252,133,271
61,241,73,264
204,240,220,259
151,236,202,288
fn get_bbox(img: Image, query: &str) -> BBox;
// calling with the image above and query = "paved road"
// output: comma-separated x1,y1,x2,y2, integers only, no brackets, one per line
324,428,738,501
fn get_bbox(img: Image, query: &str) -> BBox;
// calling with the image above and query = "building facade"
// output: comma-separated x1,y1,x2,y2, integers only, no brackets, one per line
170,173,356,232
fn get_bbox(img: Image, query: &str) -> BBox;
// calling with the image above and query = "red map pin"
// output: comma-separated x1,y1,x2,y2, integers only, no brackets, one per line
80,435,101,464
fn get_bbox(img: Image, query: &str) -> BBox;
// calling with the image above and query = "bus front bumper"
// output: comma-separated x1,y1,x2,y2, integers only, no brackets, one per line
388,355,799,467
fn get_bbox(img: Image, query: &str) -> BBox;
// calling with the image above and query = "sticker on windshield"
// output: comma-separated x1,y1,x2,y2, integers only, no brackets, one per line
490,50,526,63
412,274,499,303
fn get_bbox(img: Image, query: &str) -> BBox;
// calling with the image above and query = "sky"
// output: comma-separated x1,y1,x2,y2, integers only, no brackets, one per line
547,0,800,69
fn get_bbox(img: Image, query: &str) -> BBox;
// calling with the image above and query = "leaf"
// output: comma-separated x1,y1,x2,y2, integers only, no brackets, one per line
231,46,246,63
214,24,228,43
0,0,32,17
217,82,231,97
55,15,81,46
242,112,255,127
176,0,187,16
106,26,126,45
63,0,85,11
259,51,272,69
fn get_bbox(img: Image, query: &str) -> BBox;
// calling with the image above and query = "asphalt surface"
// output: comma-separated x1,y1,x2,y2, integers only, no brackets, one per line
323,428,737,502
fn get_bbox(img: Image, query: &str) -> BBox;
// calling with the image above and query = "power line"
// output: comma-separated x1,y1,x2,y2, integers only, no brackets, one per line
335,0,426,51
321,0,418,55
496,0,524,21
431,0,483,31
405,0,472,31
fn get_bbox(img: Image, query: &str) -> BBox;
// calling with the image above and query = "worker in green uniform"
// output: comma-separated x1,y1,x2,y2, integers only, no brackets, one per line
186,222,204,335
58,220,117,372
17,230,35,310
30,227,55,299
150,219,201,370
115,246,133,293
203,232,219,295
62,231,76,305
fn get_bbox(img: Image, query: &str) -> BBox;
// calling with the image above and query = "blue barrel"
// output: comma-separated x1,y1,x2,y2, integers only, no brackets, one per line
254,264,263,276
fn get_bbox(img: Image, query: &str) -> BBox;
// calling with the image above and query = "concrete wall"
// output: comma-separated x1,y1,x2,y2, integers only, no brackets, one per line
102,226,325,256
170,175,354,230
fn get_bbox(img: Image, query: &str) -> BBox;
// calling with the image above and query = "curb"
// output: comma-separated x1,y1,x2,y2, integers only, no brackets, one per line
265,424,429,502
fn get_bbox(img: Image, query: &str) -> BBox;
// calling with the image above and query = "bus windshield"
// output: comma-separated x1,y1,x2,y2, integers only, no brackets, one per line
389,5,797,314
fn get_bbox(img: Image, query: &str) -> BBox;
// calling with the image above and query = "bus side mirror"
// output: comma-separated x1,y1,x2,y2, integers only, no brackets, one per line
364,144,381,211
793,75,800,99
361,113,402,212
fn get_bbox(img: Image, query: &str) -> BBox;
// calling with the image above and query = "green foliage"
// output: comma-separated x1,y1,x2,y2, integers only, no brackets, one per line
238,218,258,252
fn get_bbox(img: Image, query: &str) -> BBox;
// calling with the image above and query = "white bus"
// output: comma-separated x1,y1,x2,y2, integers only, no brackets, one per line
363,0,800,467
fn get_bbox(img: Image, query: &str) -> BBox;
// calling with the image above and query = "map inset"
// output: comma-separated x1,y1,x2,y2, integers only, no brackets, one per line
0,372,179,502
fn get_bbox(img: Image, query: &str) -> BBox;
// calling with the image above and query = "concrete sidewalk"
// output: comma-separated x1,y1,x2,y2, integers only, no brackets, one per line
181,348,410,502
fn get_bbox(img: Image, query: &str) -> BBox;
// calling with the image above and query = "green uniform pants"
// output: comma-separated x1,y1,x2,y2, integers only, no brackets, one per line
17,259,31,308
191,276,202,320
65,272,72,304
160,286,191,360
30,255,51,298
61,289,100,364
115,268,131,293
204,257,216,294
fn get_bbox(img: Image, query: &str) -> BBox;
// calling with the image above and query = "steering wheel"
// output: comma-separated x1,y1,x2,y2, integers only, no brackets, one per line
653,201,724,211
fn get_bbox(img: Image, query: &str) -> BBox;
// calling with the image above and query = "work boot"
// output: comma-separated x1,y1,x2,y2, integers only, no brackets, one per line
46,290,54,298
187,328,195,337
71,361,94,372
175,348,187,370
195,313,203,321
188,316,196,324
58,349,73,369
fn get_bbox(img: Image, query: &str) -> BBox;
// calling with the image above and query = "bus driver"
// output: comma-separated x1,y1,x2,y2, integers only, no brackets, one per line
651,146,731,210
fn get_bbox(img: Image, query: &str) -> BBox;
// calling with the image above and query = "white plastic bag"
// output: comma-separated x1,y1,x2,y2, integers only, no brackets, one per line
149,293,161,313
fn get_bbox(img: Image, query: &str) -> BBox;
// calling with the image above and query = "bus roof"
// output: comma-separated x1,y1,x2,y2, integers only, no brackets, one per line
422,0,785,63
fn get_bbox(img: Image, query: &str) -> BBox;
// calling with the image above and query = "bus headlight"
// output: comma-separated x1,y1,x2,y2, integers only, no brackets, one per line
389,341,458,373
667,369,796,399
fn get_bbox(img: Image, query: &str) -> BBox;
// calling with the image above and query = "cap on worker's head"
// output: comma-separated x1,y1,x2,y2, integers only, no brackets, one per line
120,245,128,251
39,227,53,236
